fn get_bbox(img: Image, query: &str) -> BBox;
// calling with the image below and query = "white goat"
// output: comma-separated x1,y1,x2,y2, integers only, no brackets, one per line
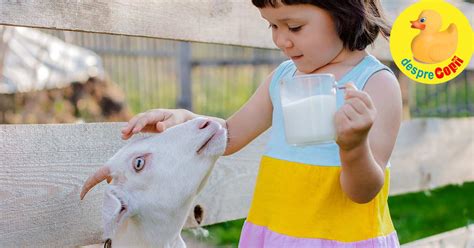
80,117,227,248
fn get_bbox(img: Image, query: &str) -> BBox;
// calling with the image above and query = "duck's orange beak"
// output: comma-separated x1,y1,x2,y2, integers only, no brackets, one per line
410,20,426,30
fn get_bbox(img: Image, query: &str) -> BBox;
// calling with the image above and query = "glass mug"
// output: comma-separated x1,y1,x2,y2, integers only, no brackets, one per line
280,74,339,146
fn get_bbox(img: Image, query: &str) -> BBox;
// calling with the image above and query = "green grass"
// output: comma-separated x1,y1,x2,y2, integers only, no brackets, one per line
126,81,178,114
197,182,474,246
389,182,474,243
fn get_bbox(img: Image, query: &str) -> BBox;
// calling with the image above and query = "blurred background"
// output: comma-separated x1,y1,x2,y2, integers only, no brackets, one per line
2,26,473,122
0,0,472,247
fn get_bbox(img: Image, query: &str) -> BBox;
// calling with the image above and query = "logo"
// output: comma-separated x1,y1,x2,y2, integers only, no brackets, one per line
390,0,473,84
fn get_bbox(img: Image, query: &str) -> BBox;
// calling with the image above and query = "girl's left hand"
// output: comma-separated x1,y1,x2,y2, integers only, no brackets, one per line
335,83,377,151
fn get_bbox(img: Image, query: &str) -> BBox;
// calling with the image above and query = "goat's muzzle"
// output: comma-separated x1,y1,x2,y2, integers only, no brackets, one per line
80,166,112,200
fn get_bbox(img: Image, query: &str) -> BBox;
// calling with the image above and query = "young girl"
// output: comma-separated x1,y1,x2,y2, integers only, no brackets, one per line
121,0,402,246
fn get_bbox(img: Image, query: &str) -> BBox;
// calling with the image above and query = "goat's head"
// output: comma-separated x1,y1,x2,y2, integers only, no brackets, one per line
80,117,227,245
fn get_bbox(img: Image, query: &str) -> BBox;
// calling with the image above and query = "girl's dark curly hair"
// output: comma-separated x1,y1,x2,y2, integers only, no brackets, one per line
252,0,391,51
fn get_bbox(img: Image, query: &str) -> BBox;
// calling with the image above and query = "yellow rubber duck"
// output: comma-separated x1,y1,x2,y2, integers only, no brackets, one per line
410,9,458,64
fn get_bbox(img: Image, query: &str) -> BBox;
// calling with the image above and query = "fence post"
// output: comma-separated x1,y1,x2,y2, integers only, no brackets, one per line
177,41,192,110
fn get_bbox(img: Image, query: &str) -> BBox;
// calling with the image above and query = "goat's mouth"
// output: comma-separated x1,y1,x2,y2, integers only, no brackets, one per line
103,188,130,239
196,127,226,155
112,192,129,226
118,198,128,219
197,133,216,154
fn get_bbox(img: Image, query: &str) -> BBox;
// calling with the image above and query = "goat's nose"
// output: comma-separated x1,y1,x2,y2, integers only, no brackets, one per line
198,119,211,129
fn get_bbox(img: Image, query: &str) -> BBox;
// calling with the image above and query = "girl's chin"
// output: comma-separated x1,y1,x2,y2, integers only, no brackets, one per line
293,59,327,74
293,63,317,74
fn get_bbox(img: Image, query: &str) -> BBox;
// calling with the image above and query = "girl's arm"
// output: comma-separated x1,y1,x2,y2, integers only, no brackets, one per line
336,70,402,204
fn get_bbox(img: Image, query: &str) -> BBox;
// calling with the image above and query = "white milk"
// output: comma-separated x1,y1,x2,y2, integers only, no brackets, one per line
282,95,336,145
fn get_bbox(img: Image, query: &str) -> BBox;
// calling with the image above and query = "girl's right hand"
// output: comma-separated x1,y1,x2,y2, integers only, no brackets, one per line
121,109,194,140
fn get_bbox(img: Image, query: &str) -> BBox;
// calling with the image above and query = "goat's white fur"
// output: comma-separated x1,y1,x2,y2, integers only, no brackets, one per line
81,117,227,248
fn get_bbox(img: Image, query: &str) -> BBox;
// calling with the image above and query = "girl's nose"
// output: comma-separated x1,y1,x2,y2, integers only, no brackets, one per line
274,33,293,49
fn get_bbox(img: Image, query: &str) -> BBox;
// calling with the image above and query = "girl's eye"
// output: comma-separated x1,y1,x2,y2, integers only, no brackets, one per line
268,23,277,29
133,157,145,172
420,17,426,23
289,26,302,32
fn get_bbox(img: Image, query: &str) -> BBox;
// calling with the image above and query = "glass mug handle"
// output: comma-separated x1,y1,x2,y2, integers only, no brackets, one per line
332,81,345,94
335,81,346,90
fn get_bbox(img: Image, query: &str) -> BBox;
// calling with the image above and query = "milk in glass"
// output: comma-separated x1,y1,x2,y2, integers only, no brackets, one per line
282,94,336,145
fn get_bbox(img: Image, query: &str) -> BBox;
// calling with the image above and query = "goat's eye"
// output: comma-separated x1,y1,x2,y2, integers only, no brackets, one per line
133,157,145,172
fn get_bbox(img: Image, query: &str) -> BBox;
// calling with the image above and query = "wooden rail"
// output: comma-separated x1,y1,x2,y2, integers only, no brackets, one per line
0,1,272,49
402,224,474,247
1,0,473,68
1,118,473,246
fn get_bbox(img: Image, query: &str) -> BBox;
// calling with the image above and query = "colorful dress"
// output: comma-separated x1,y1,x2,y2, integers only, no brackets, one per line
239,55,400,247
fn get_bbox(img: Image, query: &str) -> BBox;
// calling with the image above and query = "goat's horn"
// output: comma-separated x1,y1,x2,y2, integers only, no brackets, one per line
80,166,111,200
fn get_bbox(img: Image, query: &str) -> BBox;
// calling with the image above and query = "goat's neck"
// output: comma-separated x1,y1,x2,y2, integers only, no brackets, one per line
114,218,186,248
114,200,193,248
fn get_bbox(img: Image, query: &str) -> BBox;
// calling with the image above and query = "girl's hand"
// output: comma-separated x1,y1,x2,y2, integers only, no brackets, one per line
335,83,377,151
121,109,194,140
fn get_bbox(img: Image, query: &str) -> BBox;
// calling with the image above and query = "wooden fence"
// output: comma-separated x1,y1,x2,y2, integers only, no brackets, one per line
1,0,473,247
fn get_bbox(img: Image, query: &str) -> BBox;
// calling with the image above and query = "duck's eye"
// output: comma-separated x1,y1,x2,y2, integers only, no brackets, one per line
133,157,145,172
420,17,426,23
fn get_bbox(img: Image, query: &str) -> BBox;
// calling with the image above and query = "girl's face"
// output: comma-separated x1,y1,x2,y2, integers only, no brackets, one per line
259,4,344,73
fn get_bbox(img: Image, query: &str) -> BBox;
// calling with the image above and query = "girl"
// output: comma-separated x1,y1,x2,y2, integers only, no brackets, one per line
121,0,402,246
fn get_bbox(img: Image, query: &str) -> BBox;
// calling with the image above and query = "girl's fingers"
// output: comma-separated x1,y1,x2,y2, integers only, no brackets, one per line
345,98,367,115
344,82,357,91
120,128,131,139
155,112,176,132
121,125,136,140
121,110,168,139
133,113,164,133
132,116,151,133
122,123,159,139
122,113,145,134
340,103,374,132
121,132,131,140
344,83,374,109
341,103,358,121
156,122,166,132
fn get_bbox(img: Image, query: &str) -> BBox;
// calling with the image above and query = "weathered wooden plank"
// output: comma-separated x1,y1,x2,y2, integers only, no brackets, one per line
2,0,473,68
401,224,474,248
0,123,123,247
389,117,474,195
1,118,473,246
0,0,272,49
0,122,264,247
